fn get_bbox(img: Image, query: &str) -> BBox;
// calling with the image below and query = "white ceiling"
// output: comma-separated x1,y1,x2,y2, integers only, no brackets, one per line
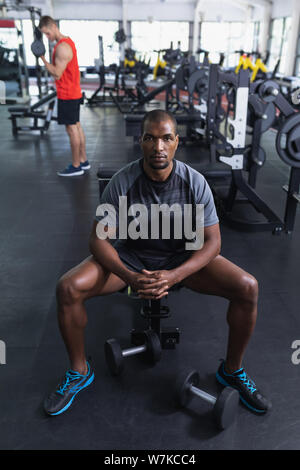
47,0,271,4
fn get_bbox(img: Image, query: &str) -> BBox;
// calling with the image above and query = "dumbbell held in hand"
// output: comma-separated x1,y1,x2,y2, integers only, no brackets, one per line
176,370,239,430
31,39,46,58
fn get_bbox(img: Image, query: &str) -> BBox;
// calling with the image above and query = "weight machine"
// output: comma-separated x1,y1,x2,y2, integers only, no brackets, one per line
206,65,300,234
0,1,50,99
234,50,268,83
8,88,57,135
111,71,175,115
152,42,186,80
87,36,121,107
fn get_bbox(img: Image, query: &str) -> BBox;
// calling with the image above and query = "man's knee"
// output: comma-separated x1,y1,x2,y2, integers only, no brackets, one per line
236,274,258,304
65,124,78,136
56,275,82,305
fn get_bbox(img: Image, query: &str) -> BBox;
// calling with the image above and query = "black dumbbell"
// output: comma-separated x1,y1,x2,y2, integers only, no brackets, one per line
176,370,239,430
31,39,46,58
105,329,162,376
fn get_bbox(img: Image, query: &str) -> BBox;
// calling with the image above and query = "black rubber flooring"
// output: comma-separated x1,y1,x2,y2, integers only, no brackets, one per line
0,99,300,450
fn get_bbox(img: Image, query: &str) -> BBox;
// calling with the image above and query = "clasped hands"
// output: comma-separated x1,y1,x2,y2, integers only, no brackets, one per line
126,269,179,300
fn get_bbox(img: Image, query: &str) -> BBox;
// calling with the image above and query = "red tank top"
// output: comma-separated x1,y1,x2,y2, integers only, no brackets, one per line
52,37,82,100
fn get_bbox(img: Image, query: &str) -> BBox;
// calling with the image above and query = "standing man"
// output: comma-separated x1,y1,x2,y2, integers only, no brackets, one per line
38,16,90,176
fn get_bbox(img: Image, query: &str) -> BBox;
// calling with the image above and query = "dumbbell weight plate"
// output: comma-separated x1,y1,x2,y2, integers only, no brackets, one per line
175,370,200,407
31,39,46,58
104,338,124,376
213,387,239,430
287,125,300,162
144,329,162,364
276,113,300,168
291,88,300,105
258,80,280,103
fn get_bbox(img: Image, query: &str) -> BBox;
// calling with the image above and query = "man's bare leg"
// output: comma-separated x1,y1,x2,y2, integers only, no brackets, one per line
65,124,81,168
56,255,126,374
43,256,127,415
182,255,258,373
76,122,88,164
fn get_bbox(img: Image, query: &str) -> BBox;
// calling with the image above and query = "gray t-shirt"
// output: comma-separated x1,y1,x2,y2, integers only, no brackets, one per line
95,158,219,263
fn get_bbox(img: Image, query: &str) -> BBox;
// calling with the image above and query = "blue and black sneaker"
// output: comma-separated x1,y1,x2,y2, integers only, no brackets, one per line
44,361,94,416
80,160,91,170
216,360,272,414
57,164,84,177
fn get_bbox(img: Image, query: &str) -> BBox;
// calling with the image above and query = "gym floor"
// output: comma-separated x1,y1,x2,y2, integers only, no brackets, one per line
0,98,300,451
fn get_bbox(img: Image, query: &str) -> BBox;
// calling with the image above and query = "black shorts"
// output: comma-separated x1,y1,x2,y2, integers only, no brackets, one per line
113,241,193,290
57,97,82,125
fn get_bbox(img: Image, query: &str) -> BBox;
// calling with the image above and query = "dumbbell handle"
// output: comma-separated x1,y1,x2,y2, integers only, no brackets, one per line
189,384,217,405
122,344,146,357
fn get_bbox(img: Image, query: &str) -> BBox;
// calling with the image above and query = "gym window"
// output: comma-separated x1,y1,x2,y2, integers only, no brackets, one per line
200,21,258,68
252,21,260,54
58,20,119,67
268,17,291,75
0,22,18,49
131,21,189,67
294,27,300,76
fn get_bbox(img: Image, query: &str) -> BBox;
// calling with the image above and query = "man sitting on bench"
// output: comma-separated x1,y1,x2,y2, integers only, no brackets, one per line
43,109,272,416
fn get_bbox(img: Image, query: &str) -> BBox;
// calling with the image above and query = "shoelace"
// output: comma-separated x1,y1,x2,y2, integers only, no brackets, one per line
56,370,85,396
236,370,257,394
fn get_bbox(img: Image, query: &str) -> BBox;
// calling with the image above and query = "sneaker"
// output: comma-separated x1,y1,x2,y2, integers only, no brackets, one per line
44,361,94,416
57,164,84,177
80,160,91,170
216,360,272,413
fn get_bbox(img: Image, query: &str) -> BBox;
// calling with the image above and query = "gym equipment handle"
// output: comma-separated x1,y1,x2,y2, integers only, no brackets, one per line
122,344,146,357
189,384,216,405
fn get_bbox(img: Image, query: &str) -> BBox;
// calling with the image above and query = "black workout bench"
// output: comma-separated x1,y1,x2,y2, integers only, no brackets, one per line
8,90,57,136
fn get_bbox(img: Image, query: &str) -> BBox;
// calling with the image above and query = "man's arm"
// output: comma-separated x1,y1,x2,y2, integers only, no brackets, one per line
172,223,221,283
89,221,169,295
89,221,132,283
40,42,72,80
139,223,221,297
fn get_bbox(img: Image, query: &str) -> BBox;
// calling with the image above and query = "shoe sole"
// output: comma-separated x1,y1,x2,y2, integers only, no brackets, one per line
81,165,91,170
57,171,84,177
46,372,95,416
216,371,266,414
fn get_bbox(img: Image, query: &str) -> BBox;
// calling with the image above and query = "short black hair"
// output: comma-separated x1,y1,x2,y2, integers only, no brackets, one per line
141,109,178,136
39,15,56,29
